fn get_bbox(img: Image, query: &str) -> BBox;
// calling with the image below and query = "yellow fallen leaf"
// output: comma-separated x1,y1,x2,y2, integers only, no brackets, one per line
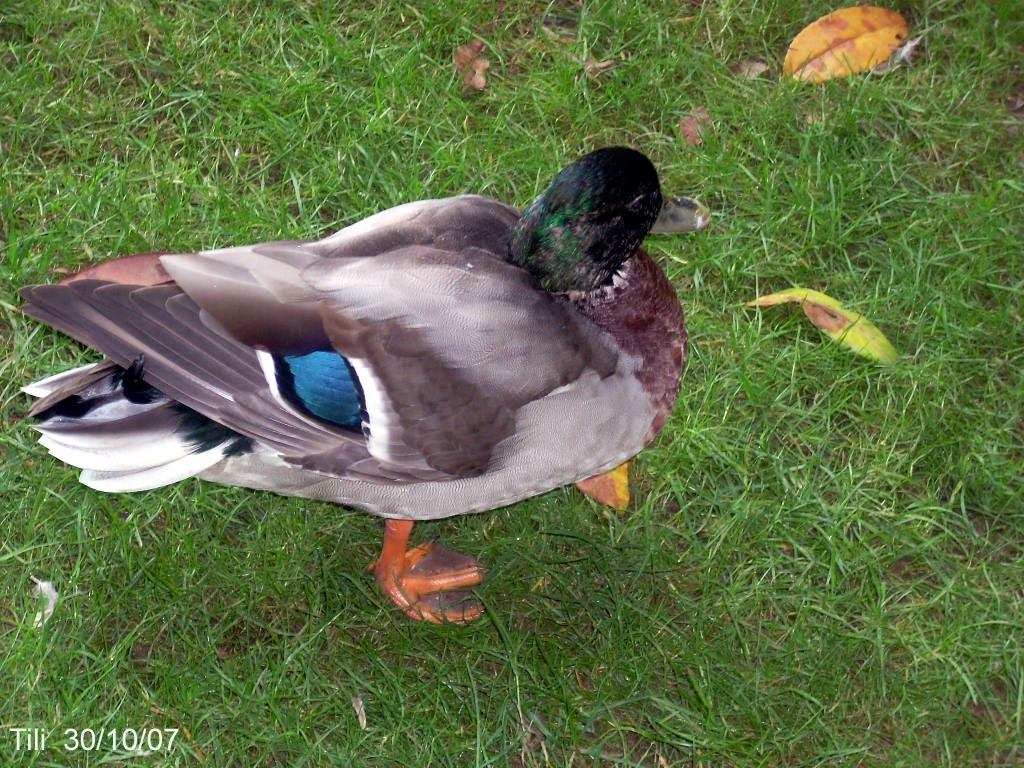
575,463,630,511
748,288,898,364
784,6,909,84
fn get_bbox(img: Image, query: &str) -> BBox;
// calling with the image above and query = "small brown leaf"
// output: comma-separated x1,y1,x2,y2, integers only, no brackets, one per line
454,39,490,91
465,58,489,90
784,6,909,84
454,39,484,71
731,59,770,79
582,55,616,80
678,107,711,146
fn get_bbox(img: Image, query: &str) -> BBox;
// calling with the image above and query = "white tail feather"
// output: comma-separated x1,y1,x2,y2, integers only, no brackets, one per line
37,429,212,472
22,363,102,397
79,443,232,492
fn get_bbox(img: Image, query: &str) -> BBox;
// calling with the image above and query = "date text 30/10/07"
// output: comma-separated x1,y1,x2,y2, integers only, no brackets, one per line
9,727,179,753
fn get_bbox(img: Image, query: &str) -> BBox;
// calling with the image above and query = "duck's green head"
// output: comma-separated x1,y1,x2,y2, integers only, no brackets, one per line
509,147,662,293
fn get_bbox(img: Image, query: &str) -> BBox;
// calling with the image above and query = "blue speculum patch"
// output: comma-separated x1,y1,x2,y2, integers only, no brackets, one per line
280,350,362,428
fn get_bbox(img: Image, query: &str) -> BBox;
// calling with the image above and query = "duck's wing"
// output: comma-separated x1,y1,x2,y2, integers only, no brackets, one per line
21,196,615,483
165,240,615,480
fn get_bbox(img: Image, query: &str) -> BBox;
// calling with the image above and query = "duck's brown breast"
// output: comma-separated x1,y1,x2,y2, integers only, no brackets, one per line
570,249,687,441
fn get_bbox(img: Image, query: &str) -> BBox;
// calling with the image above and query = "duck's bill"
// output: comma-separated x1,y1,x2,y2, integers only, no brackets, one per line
651,196,710,234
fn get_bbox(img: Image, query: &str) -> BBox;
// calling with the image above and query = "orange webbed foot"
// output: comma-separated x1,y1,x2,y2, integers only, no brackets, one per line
371,520,486,624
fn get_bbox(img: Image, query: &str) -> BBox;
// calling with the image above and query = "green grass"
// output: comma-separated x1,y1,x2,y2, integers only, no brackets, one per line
2,1,1022,765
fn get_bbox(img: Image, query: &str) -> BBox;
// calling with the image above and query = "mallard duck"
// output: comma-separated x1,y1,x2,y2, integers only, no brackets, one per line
19,147,688,623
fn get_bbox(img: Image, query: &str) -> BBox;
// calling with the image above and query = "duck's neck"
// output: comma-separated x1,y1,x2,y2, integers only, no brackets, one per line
508,201,628,293
569,250,687,439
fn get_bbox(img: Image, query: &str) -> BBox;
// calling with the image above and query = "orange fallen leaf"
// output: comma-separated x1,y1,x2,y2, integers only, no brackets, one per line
678,107,711,146
454,38,490,91
575,463,630,511
748,288,898,363
784,6,909,84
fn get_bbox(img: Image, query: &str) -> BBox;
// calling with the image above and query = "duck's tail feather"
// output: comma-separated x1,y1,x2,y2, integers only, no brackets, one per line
24,358,252,492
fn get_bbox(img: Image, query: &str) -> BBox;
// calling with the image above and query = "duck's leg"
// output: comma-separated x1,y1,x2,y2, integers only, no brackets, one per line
371,519,486,624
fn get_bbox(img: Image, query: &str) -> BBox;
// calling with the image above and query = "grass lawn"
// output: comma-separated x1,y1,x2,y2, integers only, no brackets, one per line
1,1,1021,765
